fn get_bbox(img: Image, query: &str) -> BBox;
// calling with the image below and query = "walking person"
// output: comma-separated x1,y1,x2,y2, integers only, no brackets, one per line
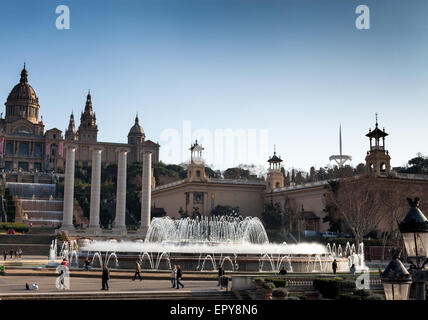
14,250,18,259
101,265,110,290
133,259,143,281
217,265,224,287
9,249,13,259
3,250,6,261
332,259,337,274
350,264,356,275
170,265,177,288
18,248,22,259
279,267,287,275
83,257,91,271
176,265,184,289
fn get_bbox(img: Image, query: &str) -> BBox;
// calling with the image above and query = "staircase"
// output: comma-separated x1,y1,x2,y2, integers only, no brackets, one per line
0,234,55,256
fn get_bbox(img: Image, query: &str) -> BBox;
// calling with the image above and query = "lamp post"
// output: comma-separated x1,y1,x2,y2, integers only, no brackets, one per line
381,197,428,300
380,249,412,300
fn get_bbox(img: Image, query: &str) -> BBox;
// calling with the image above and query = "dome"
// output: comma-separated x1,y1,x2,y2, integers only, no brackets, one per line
6,65,39,104
128,114,144,136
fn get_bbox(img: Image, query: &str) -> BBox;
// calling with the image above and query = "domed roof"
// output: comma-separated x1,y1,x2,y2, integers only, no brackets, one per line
6,64,39,104
128,114,145,136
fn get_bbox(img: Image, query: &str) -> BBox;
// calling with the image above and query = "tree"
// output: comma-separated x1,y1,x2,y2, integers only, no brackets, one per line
325,178,386,247
178,207,188,219
261,201,283,230
210,205,240,217
191,207,201,219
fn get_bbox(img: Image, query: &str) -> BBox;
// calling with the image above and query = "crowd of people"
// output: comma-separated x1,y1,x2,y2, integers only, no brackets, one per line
3,248,22,260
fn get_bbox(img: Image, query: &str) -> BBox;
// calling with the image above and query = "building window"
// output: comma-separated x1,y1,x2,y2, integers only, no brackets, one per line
18,162,29,172
5,161,12,170
34,163,42,171
34,144,42,157
53,134,56,139
5,143,13,155
19,143,29,156
193,192,203,204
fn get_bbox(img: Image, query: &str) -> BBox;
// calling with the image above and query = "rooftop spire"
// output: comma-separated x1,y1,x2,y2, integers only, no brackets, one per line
20,63,28,84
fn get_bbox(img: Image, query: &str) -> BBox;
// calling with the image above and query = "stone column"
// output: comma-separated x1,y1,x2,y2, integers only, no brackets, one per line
61,144,78,232
113,148,129,235
88,147,103,234
139,151,152,237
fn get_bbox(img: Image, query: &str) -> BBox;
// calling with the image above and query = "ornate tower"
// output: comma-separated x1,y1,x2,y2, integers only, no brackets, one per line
78,91,98,143
65,112,78,141
365,114,391,176
186,140,208,182
266,146,284,191
4,64,40,124
127,113,145,145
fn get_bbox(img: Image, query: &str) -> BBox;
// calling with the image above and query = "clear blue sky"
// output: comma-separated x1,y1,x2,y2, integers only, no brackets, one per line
0,0,427,171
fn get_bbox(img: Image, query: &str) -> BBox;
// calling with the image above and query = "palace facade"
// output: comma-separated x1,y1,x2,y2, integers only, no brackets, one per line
0,65,159,180
152,119,428,234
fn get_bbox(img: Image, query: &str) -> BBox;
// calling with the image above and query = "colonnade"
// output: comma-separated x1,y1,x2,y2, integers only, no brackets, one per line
60,145,152,237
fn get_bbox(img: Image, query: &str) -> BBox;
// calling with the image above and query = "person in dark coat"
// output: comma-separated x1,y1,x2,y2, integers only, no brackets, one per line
217,265,225,286
176,265,184,289
332,259,338,274
101,265,110,290
133,259,143,281
9,249,13,259
279,267,287,275
3,250,6,261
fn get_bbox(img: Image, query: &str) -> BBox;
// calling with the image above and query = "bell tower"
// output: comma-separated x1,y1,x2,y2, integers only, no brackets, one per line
186,140,208,182
78,91,98,143
365,114,391,176
266,146,284,191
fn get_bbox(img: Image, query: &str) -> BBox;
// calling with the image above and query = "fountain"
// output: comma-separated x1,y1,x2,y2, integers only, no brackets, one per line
327,241,368,272
78,216,349,273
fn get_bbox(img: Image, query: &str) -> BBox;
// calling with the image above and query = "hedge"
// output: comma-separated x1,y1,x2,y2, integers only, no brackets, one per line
0,223,29,233
272,288,288,297
340,279,357,291
264,278,287,288
262,282,275,289
313,277,343,299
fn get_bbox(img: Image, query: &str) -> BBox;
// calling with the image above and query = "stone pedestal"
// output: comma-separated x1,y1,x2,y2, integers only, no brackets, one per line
61,145,78,231
113,149,129,235
138,151,152,238
88,147,103,234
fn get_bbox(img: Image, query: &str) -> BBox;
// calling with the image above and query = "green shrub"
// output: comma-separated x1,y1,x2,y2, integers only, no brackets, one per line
254,278,265,284
262,282,275,289
354,289,370,297
56,234,64,241
0,222,29,233
265,278,287,288
313,277,343,299
340,279,356,291
338,293,361,301
272,288,288,297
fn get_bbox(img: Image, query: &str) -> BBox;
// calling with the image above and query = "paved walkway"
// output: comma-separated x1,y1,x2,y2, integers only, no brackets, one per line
0,276,218,294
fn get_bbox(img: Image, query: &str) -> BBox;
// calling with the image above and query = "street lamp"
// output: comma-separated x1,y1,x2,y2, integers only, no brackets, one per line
399,198,428,270
381,197,428,300
380,249,412,300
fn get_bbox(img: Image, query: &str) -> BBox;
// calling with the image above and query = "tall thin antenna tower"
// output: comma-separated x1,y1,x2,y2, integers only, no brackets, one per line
329,124,352,167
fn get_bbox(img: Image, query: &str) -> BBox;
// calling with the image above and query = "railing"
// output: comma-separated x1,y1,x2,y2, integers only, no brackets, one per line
210,178,265,186
271,180,330,193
